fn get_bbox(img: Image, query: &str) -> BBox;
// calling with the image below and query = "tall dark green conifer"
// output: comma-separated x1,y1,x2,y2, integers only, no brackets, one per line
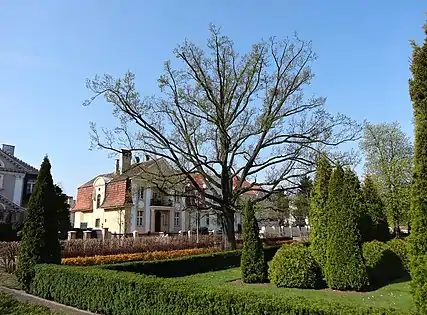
54,185,71,240
16,156,61,290
325,166,369,291
309,154,332,270
409,19,427,314
241,200,267,283
362,176,390,242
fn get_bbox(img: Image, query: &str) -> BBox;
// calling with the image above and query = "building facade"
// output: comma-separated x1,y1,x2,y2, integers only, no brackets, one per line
71,151,254,234
0,144,38,223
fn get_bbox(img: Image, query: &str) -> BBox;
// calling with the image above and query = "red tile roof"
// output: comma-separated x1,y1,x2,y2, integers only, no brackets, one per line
71,186,93,212
189,173,261,195
101,180,128,209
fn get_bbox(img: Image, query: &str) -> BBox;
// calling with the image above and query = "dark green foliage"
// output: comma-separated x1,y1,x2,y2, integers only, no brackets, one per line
16,156,61,290
31,264,406,315
325,166,369,291
268,243,323,289
387,238,410,271
0,223,19,241
309,154,332,270
54,185,71,240
362,241,406,287
409,19,427,315
293,175,313,226
103,246,280,277
241,200,267,283
362,176,390,242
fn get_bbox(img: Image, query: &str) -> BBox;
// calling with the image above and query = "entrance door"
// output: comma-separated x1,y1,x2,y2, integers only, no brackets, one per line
155,211,161,232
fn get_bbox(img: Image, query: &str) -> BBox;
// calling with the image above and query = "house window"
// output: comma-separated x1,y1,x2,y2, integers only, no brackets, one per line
26,181,36,194
0,160,4,167
174,212,180,227
95,218,100,228
136,210,144,226
80,222,88,229
0,211,3,222
206,215,210,226
0,174,3,190
138,187,144,199
96,194,101,208
174,191,180,203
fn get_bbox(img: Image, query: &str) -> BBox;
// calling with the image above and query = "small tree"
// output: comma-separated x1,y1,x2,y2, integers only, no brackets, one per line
409,18,427,314
309,154,332,269
362,175,390,242
325,166,369,291
292,175,313,226
16,156,61,290
54,185,71,240
241,200,267,283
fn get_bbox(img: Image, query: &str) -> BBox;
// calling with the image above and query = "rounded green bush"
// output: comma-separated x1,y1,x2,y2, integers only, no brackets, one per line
268,244,322,289
387,238,409,271
362,241,405,286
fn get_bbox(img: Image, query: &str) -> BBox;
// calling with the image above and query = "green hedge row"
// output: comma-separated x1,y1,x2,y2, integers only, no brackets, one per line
30,264,405,315
102,246,280,277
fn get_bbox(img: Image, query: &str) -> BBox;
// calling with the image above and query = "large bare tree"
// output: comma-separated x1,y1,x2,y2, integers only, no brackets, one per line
84,25,360,249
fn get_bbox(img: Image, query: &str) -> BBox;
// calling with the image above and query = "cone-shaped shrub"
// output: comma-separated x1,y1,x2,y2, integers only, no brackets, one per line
324,166,369,291
241,200,267,283
16,156,61,290
362,176,390,242
309,154,332,270
409,19,427,314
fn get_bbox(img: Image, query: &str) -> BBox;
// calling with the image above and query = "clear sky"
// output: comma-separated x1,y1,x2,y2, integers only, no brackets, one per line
0,1,425,196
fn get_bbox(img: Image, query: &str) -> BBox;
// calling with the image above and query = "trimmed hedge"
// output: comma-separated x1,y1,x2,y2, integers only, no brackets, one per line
269,243,323,289
30,264,406,315
362,241,406,287
102,246,280,277
387,238,409,271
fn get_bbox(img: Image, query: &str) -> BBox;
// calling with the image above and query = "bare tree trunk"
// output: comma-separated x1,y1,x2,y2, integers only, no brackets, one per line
222,210,236,250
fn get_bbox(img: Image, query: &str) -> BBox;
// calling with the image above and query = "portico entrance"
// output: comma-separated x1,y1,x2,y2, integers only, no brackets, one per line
154,210,169,232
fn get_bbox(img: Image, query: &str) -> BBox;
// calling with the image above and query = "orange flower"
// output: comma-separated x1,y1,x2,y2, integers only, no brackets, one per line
61,247,221,266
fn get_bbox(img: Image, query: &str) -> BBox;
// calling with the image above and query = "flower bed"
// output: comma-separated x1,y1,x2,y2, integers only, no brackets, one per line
61,247,221,266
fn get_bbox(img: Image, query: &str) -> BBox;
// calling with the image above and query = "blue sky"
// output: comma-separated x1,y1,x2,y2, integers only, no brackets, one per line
0,1,425,196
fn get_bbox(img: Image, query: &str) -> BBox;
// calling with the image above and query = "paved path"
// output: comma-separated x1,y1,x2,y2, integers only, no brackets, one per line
0,286,98,315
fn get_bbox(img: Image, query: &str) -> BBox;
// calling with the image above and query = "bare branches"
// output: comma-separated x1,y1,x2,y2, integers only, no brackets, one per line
84,25,361,228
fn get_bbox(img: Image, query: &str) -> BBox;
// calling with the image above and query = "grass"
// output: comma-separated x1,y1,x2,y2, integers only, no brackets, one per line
0,292,61,315
0,268,21,290
178,267,414,312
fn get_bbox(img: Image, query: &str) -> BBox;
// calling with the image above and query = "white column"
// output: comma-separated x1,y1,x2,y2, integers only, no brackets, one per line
13,174,25,206
130,188,138,232
145,188,151,233
181,210,186,232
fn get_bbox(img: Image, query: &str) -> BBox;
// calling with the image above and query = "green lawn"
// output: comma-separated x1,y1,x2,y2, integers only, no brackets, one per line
179,268,413,312
0,292,61,315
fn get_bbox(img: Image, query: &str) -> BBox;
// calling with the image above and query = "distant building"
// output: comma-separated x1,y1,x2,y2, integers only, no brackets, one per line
0,144,38,223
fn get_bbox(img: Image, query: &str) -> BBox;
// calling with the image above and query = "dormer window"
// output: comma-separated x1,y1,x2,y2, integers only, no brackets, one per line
138,187,144,199
0,174,3,190
96,194,101,208
0,160,4,167
27,181,36,194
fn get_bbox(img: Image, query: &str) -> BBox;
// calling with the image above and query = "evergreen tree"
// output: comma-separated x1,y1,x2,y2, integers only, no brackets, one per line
54,185,71,240
16,156,61,290
325,166,369,291
241,200,267,283
309,154,332,270
409,18,427,314
293,175,313,226
362,175,390,242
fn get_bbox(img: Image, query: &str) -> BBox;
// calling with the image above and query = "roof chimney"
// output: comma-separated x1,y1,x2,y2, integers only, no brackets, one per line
120,149,132,174
2,144,15,156
115,159,120,175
